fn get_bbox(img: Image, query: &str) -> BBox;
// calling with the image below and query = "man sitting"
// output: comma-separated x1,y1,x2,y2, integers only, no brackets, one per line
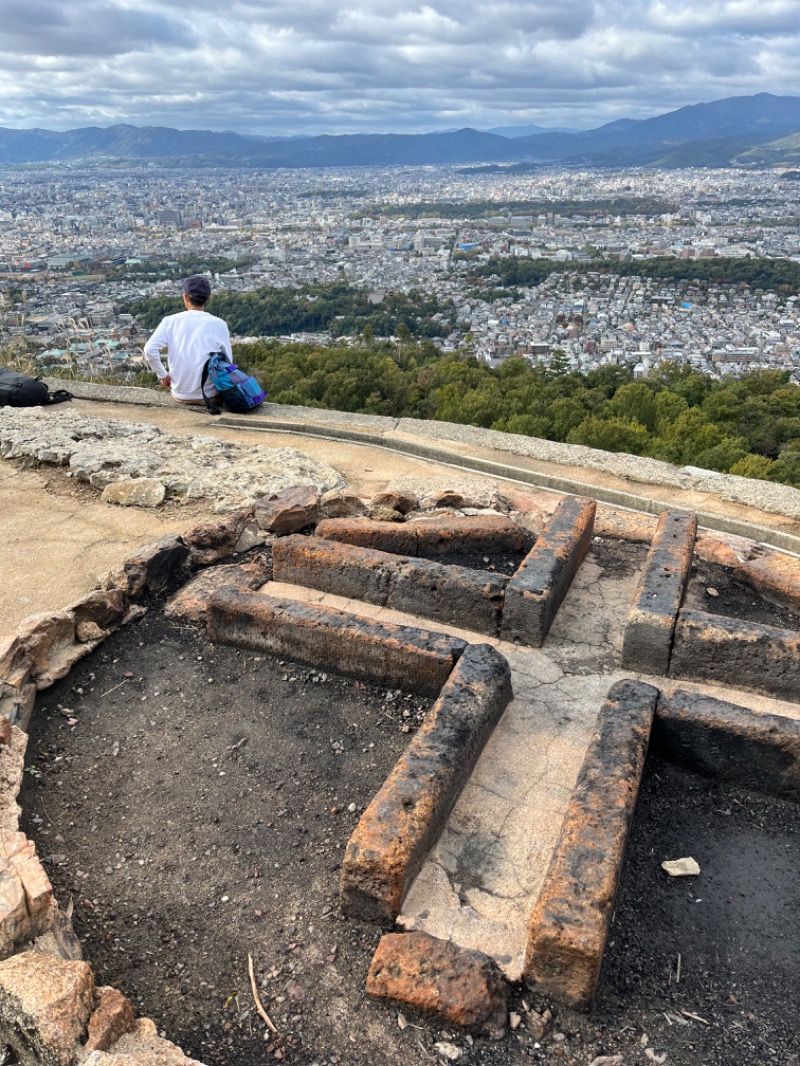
142,275,231,405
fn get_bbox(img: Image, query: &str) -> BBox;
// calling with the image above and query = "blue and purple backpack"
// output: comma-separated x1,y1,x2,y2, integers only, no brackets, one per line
201,351,266,415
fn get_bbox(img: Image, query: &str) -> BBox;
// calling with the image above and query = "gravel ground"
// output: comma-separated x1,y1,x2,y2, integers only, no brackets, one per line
18,555,800,1066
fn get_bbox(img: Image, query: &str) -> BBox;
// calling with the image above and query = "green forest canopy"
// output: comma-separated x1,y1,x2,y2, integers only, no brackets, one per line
472,255,800,296
123,282,456,339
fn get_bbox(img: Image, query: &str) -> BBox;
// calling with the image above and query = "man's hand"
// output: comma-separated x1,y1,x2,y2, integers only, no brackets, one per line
160,375,172,389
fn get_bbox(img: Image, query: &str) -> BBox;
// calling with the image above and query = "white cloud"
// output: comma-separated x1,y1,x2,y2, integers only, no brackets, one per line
0,0,799,134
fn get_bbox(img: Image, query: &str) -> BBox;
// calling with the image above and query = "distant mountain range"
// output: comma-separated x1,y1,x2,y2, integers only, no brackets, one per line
3,94,800,169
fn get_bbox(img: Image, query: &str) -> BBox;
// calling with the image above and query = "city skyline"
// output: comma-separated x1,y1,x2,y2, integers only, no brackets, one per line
2,0,800,137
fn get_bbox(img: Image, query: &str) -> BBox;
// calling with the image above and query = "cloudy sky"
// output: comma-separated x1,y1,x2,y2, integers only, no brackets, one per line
3,0,800,135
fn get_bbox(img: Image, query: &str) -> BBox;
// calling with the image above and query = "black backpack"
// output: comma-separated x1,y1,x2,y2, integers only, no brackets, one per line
0,367,72,407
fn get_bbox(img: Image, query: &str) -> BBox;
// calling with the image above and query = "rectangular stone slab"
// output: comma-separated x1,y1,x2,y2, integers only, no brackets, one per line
655,687,800,800
273,535,507,637
316,515,526,559
386,558,506,636
340,643,513,922
316,518,418,556
413,516,526,558
273,536,394,606
366,931,509,1036
671,608,800,702
501,495,596,646
523,678,659,1009
621,511,697,676
207,586,466,695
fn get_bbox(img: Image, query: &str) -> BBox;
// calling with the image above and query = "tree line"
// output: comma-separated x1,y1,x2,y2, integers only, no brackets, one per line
123,282,456,339
198,340,800,489
473,255,800,296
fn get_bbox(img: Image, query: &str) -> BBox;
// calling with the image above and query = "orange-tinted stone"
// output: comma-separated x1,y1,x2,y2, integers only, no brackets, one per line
501,495,596,646
621,511,697,676
524,679,659,1009
85,986,136,1052
366,931,509,1036
341,644,511,921
208,588,466,695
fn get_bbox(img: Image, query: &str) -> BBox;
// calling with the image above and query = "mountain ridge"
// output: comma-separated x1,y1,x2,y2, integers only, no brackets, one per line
3,93,800,168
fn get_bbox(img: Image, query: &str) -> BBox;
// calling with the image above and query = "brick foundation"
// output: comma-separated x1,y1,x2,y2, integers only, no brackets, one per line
340,644,512,922
621,511,697,676
501,495,596,646
523,678,659,1009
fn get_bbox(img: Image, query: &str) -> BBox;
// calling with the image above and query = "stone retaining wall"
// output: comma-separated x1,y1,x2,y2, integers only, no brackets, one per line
501,495,596,646
670,609,800,701
654,688,800,800
621,511,697,676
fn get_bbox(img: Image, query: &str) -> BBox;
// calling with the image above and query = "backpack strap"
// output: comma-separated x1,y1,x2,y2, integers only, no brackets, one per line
46,388,73,405
200,357,221,415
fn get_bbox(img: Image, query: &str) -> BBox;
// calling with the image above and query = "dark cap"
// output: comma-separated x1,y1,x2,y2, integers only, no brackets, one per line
182,274,211,302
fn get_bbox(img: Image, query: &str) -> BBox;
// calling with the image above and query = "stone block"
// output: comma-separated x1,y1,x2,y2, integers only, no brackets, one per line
341,644,512,922
316,518,418,556
524,679,659,1009
621,511,697,676
69,591,128,644
182,509,256,564
272,536,393,606
0,870,30,959
11,613,93,692
164,555,272,625
0,830,56,941
366,931,509,1036
671,608,800,702
254,485,318,533
93,1016,204,1064
208,588,466,696
368,505,404,522
15,613,76,681
0,951,95,1066
0,684,35,732
0,727,27,831
319,489,368,519
85,987,136,1053
412,515,526,558
655,687,800,800
120,536,190,599
501,496,596,646
0,637,33,690
369,489,417,515
232,523,266,555
387,558,506,636
14,855,56,938
101,479,166,508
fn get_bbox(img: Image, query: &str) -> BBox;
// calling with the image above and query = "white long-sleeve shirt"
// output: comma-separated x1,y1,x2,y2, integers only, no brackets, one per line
142,309,232,401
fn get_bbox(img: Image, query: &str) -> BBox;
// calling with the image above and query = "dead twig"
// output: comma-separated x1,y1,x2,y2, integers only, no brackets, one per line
676,952,681,984
415,1037,436,1061
247,953,278,1034
99,679,128,699
680,1010,710,1026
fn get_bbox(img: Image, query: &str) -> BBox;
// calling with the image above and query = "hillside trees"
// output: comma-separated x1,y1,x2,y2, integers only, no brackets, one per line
192,335,800,489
